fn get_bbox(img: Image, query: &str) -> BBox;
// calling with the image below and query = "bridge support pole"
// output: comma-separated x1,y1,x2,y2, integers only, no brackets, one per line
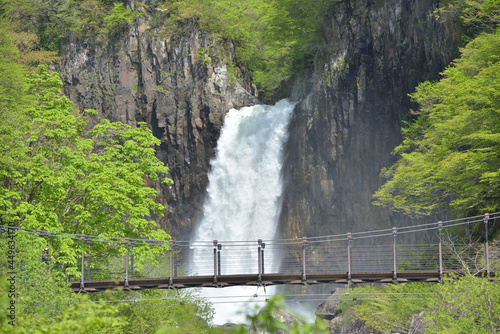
438,221,443,281
302,237,308,281
261,242,265,275
80,234,85,290
130,241,135,279
217,243,222,276
125,237,129,288
213,240,218,284
347,233,352,282
174,244,178,277
86,238,92,281
169,240,174,285
484,213,490,277
258,239,262,284
392,228,397,281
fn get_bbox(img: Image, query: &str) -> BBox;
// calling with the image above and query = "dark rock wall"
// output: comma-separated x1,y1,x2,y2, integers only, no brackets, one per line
57,19,258,237
56,0,459,242
279,0,458,242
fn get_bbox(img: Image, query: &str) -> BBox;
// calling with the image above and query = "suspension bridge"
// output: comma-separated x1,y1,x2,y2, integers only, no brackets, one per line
2,213,498,293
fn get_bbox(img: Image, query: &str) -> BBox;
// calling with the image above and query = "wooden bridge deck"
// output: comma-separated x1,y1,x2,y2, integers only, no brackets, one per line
70,270,496,293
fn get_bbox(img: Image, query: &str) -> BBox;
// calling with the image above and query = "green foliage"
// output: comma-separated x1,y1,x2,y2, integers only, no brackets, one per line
373,28,500,217
231,295,328,334
100,2,144,38
341,235,500,333
90,289,216,334
426,274,500,333
342,275,500,333
0,63,172,274
156,0,333,100
0,227,216,333
0,234,129,333
92,280,211,332
435,0,500,38
0,0,144,51
340,283,437,333
0,23,31,171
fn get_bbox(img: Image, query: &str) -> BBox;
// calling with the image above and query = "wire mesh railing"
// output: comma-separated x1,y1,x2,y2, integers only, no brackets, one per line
1,212,498,287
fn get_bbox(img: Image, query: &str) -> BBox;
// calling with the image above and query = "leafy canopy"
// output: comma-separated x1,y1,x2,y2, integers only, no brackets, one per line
435,0,500,38
0,22,172,273
373,28,500,217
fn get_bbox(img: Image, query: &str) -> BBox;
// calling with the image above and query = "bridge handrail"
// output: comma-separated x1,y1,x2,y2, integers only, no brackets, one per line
1,212,497,245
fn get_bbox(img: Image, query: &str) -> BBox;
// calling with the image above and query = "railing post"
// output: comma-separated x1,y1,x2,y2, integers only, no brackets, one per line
80,234,85,290
302,237,308,281
217,243,222,276
169,240,174,285
213,240,218,284
261,242,265,275
125,237,129,288
174,243,178,277
484,213,490,277
36,229,41,262
86,238,91,281
392,227,397,280
258,239,262,283
347,233,352,282
130,241,135,279
438,221,443,281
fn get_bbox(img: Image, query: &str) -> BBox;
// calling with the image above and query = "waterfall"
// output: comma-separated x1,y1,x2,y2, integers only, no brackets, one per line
191,99,296,324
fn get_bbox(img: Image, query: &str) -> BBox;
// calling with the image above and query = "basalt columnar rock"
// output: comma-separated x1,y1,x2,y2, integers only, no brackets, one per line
56,19,258,237
279,0,458,245
56,0,458,244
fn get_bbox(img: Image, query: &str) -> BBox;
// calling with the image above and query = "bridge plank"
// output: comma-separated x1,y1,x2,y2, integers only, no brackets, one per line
70,270,497,293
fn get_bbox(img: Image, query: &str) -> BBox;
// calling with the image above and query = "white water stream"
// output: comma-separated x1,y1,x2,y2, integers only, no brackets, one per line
191,99,296,324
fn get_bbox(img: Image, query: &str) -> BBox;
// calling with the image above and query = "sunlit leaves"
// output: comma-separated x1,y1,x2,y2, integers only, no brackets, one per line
341,275,500,333
0,63,172,273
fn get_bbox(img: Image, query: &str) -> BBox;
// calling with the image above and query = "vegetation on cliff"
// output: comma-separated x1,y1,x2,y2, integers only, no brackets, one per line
155,0,333,98
435,0,499,38
0,0,334,100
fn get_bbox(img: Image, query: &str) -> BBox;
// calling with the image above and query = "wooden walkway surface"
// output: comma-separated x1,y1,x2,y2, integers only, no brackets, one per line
71,270,496,293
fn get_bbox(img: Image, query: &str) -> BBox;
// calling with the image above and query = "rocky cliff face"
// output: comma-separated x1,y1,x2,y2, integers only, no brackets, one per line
56,0,458,243
57,19,258,237
279,0,458,242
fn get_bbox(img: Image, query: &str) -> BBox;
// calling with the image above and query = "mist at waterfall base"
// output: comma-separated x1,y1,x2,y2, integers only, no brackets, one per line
190,99,296,325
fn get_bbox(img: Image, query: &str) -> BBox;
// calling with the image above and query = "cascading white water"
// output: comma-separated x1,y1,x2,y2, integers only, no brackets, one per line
191,99,296,324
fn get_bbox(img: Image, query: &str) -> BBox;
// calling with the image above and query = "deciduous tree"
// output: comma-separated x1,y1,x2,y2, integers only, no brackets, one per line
373,28,500,217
